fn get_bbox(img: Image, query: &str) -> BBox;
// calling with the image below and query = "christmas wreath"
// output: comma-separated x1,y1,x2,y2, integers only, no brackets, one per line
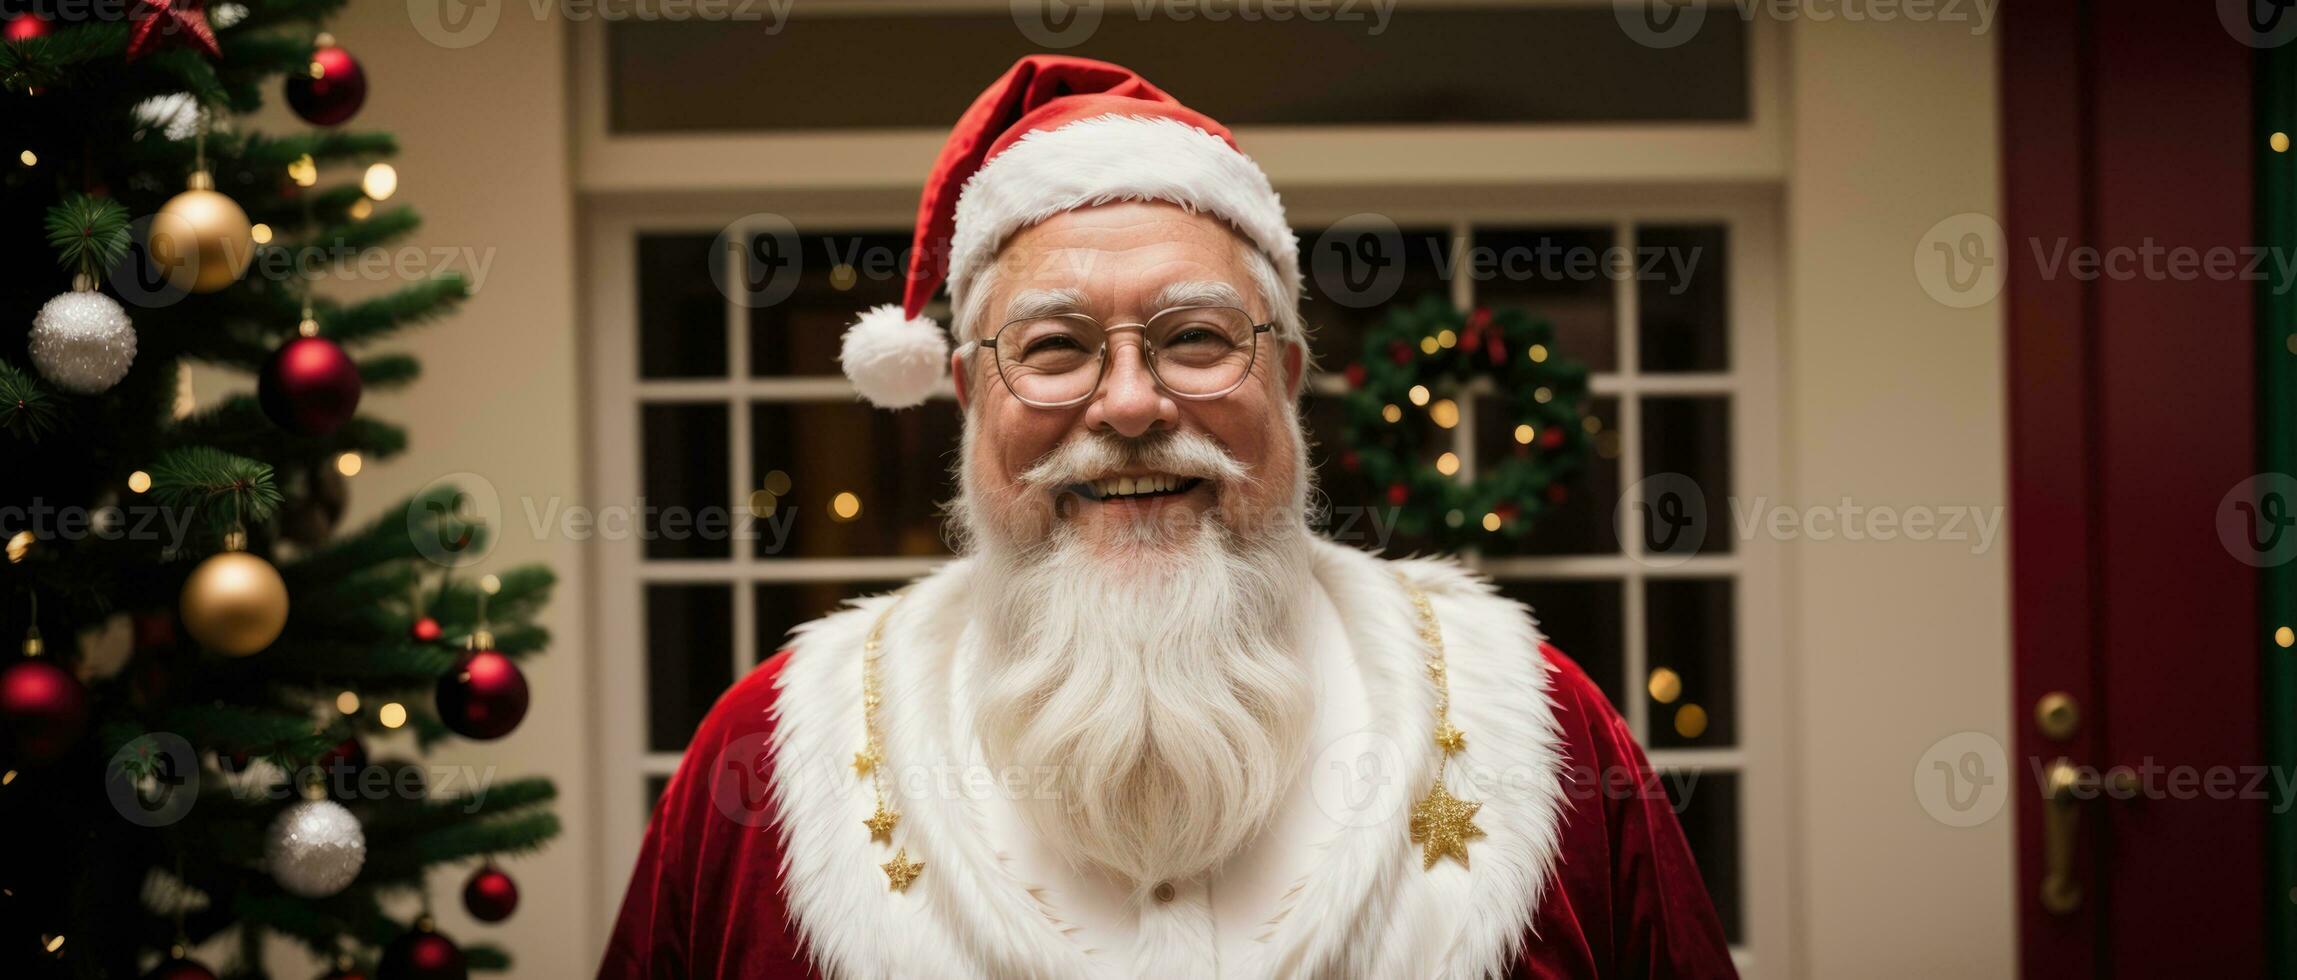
1335,295,1595,549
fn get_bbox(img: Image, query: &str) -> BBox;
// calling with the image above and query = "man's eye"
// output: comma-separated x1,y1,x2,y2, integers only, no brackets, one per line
1025,335,1086,355
1165,328,1221,346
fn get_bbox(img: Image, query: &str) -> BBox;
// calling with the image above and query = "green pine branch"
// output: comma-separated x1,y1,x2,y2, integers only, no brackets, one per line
359,811,562,882
0,21,128,93
45,194,132,281
357,354,421,391
322,275,471,343
0,358,61,440
149,446,284,531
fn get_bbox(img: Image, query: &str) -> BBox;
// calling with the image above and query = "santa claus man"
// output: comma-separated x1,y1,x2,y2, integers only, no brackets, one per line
601,55,1732,979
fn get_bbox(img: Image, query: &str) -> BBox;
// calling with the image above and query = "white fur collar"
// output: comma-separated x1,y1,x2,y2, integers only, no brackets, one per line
769,540,1566,978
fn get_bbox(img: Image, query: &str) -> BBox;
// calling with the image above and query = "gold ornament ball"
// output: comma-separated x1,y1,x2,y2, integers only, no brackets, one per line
150,173,255,294
181,551,289,656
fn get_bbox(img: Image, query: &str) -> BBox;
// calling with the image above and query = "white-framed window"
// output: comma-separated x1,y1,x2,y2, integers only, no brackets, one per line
577,9,1789,976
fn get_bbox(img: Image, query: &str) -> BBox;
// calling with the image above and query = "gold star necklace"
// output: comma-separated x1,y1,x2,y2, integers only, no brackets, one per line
856,597,922,892
1402,576,1484,870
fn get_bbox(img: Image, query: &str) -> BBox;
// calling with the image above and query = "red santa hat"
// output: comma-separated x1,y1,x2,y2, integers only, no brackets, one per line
838,54,1299,408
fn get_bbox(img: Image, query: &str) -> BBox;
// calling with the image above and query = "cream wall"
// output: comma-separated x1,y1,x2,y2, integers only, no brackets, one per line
201,8,2010,979
1781,14,2014,979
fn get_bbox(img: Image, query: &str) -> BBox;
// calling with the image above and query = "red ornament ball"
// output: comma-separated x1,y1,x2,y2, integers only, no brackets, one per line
2,658,89,764
1539,426,1565,450
286,42,367,126
380,920,466,980
1385,483,1409,507
435,649,529,740
1387,341,1413,366
1342,363,1366,389
4,14,51,43
1546,484,1570,505
462,863,520,922
260,336,363,436
143,958,219,980
319,962,369,980
1339,451,1360,472
410,616,443,644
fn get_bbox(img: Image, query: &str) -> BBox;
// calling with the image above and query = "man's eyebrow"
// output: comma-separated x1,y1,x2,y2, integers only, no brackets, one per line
1151,280,1247,312
1002,288,1090,322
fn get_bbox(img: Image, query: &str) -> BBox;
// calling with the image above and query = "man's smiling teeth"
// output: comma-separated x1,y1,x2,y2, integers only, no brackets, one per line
1087,475,1193,499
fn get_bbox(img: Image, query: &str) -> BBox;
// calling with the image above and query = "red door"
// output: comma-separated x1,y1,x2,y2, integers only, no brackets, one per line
2004,2,2264,975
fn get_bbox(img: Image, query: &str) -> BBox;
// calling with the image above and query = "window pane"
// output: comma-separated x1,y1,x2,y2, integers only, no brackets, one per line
750,232,911,378
1466,227,1618,373
1645,578,1736,749
1662,769,1744,945
609,9,1748,132
638,233,726,379
750,401,960,558
1295,225,1453,369
1492,579,1624,708
641,402,731,560
1637,225,1730,373
1479,396,1620,556
755,579,909,658
1640,396,1732,556
645,583,733,752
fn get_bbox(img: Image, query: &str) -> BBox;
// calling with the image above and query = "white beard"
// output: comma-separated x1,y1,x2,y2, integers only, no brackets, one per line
959,427,1319,892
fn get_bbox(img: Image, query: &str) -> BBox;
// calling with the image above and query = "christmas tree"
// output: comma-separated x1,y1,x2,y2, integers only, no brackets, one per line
1,2,560,976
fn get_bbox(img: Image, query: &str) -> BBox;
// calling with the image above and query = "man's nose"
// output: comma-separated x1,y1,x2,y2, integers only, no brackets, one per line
1084,336,1177,438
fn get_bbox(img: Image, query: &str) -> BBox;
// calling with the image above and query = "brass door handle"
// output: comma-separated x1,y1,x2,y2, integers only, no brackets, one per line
2040,757,2133,914
2041,757,2085,914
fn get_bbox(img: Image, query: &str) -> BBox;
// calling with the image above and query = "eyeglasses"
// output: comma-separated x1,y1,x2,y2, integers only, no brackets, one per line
961,305,1274,409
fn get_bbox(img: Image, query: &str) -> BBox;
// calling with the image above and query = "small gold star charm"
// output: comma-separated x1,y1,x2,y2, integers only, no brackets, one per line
852,748,881,777
882,849,925,892
1433,722,1467,755
864,804,901,843
1409,782,1485,870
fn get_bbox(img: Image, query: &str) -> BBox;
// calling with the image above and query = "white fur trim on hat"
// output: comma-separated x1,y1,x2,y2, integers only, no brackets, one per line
839,303,949,408
945,114,1299,342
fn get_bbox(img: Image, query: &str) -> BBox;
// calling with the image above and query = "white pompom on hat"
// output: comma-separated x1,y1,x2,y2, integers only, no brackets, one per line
836,54,1297,409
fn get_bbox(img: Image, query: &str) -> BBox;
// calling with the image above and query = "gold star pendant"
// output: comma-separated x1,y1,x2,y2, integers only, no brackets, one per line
1409,782,1484,870
864,804,901,843
852,748,881,777
882,849,925,892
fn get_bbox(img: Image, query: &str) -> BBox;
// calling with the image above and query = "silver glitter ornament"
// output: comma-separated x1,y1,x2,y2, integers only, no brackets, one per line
265,794,367,898
29,288,137,394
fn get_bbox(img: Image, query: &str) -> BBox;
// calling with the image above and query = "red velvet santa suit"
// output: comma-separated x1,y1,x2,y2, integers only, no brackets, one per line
601,541,1734,978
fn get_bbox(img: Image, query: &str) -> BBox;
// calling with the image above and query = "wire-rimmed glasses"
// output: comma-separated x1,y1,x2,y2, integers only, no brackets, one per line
962,305,1273,409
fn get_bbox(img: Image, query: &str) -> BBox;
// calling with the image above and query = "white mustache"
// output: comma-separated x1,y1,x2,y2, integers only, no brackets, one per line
1015,430,1251,492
